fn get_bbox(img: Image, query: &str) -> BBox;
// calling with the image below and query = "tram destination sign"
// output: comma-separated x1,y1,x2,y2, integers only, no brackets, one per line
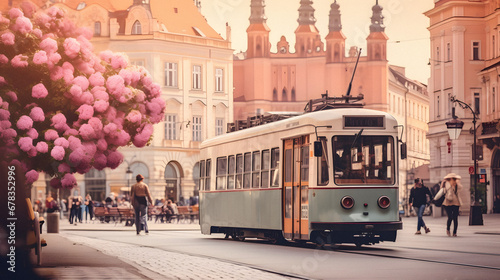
344,116,385,128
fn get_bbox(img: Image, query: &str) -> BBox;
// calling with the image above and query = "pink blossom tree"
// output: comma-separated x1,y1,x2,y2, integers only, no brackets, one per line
0,4,165,189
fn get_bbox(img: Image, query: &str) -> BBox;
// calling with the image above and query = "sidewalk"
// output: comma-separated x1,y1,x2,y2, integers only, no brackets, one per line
30,214,500,280
33,218,199,280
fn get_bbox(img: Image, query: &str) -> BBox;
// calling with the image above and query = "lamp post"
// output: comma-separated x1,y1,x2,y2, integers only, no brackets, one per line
446,96,483,226
126,167,133,197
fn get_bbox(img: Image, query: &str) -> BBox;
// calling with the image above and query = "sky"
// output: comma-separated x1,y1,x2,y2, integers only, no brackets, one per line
201,0,435,83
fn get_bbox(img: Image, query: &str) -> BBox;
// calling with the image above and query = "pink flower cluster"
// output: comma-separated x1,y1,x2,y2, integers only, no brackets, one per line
0,6,165,189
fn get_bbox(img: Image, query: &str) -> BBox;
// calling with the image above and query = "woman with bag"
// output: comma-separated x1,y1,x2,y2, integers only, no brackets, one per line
434,173,463,237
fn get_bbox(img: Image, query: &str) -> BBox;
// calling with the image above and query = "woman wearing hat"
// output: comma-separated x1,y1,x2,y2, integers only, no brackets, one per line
434,173,463,236
130,174,153,235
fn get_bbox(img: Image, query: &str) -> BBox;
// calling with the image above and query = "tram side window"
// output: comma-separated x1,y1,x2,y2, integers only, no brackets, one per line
216,157,227,190
235,154,243,189
317,137,329,186
252,151,261,188
243,153,251,189
270,148,280,187
261,150,270,188
199,160,205,190
227,155,235,189
205,159,211,190
284,149,292,183
301,145,309,182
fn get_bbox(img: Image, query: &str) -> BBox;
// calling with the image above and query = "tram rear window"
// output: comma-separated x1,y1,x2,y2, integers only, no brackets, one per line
333,136,394,185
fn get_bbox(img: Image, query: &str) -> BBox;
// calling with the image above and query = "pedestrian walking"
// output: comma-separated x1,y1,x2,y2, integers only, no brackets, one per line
131,174,153,235
434,173,463,237
84,194,94,221
409,178,433,234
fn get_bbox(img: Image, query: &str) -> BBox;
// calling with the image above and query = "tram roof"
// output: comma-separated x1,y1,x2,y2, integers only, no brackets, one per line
202,109,398,148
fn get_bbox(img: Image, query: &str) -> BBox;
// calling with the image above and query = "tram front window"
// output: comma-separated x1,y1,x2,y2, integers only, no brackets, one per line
333,136,394,185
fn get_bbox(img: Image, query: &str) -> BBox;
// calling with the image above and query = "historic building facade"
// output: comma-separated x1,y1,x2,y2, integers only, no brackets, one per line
234,0,430,205
5,0,233,203
426,0,500,213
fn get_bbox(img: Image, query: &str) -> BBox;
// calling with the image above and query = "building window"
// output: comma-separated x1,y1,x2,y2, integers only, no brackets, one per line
94,22,101,36
493,36,496,58
215,68,223,92
273,88,278,101
77,2,86,10
473,41,480,60
437,95,440,117
448,93,452,116
473,92,480,115
192,65,202,89
215,118,224,136
164,114,177,140
165,62,178,87
436,47,440,65
447,43,451,61
192,116,202,142
282,88,288,102
291,88,296,102
131,60,145,67
493,87,496,112
132,20,142,35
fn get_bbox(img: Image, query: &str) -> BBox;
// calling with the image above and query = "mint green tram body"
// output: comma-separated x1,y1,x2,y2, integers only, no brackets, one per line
199,109,403,245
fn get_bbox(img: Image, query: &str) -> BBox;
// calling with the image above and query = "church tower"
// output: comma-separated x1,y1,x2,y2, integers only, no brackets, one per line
325,1,346,63
366,0,388,61
294,0,323,57
246,0,270,58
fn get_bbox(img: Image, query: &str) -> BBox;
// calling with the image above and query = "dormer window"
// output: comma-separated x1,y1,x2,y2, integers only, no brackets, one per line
77,2,86,10
132,21,142,35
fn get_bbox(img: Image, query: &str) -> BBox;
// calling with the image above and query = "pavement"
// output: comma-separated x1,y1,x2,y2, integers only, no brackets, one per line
18,213,500,279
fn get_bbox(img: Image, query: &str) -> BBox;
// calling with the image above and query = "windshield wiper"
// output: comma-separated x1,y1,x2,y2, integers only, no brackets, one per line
350,128,363,149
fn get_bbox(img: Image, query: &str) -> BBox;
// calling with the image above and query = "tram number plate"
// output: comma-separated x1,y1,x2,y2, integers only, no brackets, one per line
344,116,384,128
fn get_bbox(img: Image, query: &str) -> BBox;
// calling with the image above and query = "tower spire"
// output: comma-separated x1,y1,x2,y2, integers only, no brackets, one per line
329,0,342,32
370,0,385,33
297,0,316,26
249,0,267,24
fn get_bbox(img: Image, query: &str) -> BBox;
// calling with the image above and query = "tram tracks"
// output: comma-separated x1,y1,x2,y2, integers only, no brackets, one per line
327,244,500,271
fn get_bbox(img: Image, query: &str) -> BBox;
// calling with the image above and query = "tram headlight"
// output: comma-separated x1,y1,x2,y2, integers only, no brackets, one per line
341,196,354,209
378,196,391,209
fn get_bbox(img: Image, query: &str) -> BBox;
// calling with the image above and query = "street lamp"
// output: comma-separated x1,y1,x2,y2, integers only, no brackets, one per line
126,167,133,196
446,96,483,226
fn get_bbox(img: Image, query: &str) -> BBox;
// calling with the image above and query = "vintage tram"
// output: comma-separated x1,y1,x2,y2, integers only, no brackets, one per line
199,95,404,246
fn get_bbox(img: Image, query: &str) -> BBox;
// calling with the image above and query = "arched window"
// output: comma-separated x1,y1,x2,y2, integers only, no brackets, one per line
132,20,142,35
291,88,296,102
282,87,288,102
164,162,182,201
94,22,101,37
272,88,278,101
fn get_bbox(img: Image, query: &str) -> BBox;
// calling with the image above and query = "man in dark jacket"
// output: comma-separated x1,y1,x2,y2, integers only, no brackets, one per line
409,178,433,234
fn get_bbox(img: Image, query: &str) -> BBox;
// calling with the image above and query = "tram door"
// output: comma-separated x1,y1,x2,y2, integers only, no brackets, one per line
283,136,309,240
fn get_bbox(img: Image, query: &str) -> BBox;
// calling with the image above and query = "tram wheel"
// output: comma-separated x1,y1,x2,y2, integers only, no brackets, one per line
355,242,363,248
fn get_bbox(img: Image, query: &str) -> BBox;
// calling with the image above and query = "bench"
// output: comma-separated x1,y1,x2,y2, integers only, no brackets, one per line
117,207,135,226
177,206,198,223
